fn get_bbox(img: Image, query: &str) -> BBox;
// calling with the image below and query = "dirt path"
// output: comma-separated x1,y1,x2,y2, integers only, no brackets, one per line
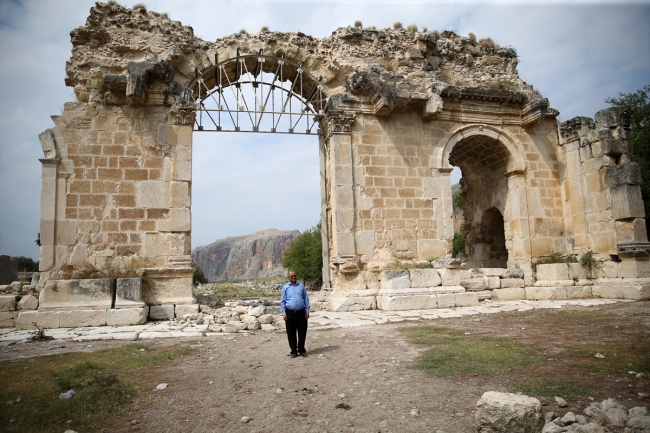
2,301,649,433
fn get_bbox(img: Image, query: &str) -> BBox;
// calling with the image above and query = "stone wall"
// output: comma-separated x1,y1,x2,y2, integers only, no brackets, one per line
33,2,650,317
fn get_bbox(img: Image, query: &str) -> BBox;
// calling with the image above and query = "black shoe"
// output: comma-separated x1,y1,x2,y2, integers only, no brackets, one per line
300,352,307,357
290,352,298,358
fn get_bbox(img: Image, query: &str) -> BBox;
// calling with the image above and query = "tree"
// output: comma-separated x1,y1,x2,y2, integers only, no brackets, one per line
606,85,650,218
15,256,39,272
282,223,323,289
193,265,208,286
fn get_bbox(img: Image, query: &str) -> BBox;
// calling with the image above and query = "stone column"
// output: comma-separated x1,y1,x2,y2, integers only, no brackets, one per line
38,158,60,271
325,111,359,277
506,171,532,265
318,131,331,289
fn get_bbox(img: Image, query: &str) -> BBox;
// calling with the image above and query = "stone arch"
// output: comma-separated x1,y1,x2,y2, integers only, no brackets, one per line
438,125,527,269
433,124,526,174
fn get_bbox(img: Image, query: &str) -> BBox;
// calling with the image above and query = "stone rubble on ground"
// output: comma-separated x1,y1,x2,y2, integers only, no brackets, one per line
476,391,649,433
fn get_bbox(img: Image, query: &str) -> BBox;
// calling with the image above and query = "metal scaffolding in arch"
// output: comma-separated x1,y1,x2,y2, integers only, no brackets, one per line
188,50,329,135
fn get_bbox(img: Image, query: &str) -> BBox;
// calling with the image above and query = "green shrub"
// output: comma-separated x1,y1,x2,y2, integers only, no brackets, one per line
282,223,323,288
193,266,208,285
579,250,601,278
452,227,467,259
407,24,418,34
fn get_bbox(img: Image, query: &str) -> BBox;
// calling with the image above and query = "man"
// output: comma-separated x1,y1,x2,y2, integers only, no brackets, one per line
281,270,310,358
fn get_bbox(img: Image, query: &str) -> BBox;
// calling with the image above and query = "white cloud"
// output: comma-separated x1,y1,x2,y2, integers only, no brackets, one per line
0,0,648,259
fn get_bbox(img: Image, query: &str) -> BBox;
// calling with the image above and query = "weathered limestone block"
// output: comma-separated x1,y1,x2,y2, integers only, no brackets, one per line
149,305,175,320
228,321,248,331
329,295,377,312
16,311,60,330
568,263,585,280
0,295,17,312
0,311,18,328
417,239,448,261
439,268,460,286
409,269,441,288
377,293,437,311
107,307,149,326
17,294,39,310
536,264,569,281
461,278,486,291
39,279,113,310
115,278,145,308
610,185,645,220
475,391,544,433
475,290,492,301
380,270,410,290
566,286,593,299
60,309,107,327
455,292,479,307
258,314,274,324
525,287,567,301
508,268,525,279
492,288,526,301
499,278,524,288
617,260,650,278
487,276,501,289
175,304,199,317
247,305,266,317
592,279,650,300
533,280,574,287
482,268,508,277
460,270,472,279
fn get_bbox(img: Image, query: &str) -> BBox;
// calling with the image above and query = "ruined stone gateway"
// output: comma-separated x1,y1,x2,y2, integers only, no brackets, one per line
30,3,650,327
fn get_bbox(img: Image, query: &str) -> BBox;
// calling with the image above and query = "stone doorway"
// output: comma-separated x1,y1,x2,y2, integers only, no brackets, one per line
448,131,513,269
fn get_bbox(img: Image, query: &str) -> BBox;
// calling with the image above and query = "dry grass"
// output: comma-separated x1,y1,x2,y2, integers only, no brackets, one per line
354,20,362,28
393,21,403,29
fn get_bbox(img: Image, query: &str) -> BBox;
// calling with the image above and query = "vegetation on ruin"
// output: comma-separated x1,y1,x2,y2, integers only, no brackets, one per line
260,26,269,32
606,85,650,220
193,265,208,285
530,253,578,272
0,343,195,432
354,20,362,28
407,24,418,35
452,226,467,259
579,250,601,279
281,222,323,289
393,21,403,29
132,3,146,11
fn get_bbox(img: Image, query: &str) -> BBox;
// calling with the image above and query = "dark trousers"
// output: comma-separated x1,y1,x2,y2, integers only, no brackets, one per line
285,308,308,354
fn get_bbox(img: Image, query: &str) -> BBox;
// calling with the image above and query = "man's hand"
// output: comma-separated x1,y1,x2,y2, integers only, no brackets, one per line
305,312,310,319
283,315,287,322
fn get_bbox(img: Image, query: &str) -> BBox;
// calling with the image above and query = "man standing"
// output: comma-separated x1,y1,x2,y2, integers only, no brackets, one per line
281,270,310,358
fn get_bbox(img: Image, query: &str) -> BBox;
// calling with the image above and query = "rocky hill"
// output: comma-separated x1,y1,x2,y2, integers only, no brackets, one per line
192,229,300,282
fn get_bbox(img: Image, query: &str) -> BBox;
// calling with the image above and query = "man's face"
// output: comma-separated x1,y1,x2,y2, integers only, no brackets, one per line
288,272,297,283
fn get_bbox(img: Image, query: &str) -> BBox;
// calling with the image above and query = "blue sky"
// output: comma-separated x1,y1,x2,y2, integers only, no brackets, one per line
1,0,649,260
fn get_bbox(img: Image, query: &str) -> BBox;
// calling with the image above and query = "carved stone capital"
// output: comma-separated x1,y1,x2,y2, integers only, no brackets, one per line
325,111,355,138
170,101,196,126
558,116,595,145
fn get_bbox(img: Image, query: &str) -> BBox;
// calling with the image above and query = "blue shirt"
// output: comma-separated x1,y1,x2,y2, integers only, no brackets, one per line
281,282,310,315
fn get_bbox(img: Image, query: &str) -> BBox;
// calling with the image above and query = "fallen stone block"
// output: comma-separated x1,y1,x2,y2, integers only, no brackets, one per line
475,391,545,433
492,288,526,301
247,305,266,317
475,290,492,301
175,304,199,317
107,307,149,326
258,314,274,324
329,295,377,312
16,310,60,330
149,305,175,320
376,293,437,311
17,294,38,310
592,279,650,300
0,295,17,312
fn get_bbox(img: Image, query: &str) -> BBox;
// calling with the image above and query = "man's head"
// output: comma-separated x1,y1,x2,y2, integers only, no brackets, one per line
288,270,297,283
